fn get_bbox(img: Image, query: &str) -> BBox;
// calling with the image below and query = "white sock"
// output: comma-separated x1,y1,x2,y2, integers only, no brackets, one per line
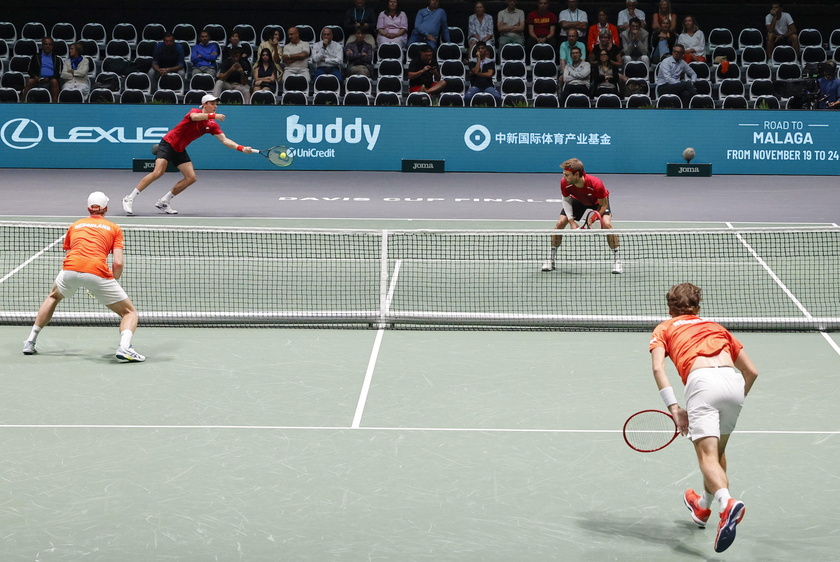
119,330,133,349
714,488,732,509
549,246,557,261
699,491,714,510
27,325,42,342
128,189,141,200
612,247,620,260
161,191,174,202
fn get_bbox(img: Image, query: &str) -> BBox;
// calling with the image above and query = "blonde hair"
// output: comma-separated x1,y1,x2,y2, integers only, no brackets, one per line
561,158,585,175
666,283,702,316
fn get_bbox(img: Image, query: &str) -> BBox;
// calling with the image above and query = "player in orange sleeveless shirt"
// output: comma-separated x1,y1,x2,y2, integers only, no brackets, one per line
649,283,758,553
122,94,254,216
23,192,145,362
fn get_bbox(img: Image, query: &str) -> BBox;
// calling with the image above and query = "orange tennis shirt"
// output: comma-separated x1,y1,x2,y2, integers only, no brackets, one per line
62,215,124,279
649,315,743,384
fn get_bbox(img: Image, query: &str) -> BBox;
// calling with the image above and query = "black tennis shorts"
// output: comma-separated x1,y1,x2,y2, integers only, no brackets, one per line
155,140,191,167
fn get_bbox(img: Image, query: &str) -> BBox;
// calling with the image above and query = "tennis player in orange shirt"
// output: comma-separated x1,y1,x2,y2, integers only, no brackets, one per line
23,192,145,362
649,283,758,553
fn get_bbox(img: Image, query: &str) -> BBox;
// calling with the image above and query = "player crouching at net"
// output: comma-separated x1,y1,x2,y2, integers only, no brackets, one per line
541,158,622,274
122,94,254,216
649,283,758,553
23,192,145,362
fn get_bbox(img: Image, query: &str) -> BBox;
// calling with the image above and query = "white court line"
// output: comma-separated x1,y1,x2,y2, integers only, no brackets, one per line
0,424,837,435
0,235,64,285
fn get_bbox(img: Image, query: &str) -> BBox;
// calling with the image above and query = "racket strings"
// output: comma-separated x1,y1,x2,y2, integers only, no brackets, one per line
624,411,678,452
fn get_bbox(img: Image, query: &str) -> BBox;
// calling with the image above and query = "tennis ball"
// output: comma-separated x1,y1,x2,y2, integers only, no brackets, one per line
682,147,696,162
151,144,160,156
280,152,287,159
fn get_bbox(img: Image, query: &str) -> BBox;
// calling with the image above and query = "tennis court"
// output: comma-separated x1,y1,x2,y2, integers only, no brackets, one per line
1,171,839,560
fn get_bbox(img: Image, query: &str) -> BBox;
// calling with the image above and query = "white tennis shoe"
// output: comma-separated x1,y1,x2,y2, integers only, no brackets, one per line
22,340,37,355
155,200,178,214
612,259,624,274
122,196,134,215
541,259,555,272
116,346,146,362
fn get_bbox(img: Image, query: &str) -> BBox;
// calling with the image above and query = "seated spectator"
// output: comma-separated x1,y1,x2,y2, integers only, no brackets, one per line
214,47,251,103
312,27,344,83
652,0,677,33
589,28,625,92
620,17,649,67
561,45,590,102
252,48,277,92
558,0,588,43
60,42,91,98
677,15,705,63
407,44,448,95
257,29,284,82
465,41,500,104
818,61,840,109
559,28,586,75
149,33,185,88
282,27,311,82
497,0,525,48
526,0,557,52
468,2,495,52
23,37,61,102
377,0,409,50
654,44,697,105
345,0,377,47
592,48,621,97
650,17,677,64
346,26,375,77
191,30,219,77
617,0,646,32
587,9,619,53
766,2,799,59
408,0,450,49
223,31,246,60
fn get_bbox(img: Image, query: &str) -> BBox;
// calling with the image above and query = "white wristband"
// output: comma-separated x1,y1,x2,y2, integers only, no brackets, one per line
659,387,678,408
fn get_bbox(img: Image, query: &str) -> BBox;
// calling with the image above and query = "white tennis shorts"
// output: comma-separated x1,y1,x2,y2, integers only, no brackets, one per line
55,270,128,306
684,366,745,442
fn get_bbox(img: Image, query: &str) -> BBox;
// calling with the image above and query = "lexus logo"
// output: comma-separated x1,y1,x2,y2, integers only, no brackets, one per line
1,118,43,150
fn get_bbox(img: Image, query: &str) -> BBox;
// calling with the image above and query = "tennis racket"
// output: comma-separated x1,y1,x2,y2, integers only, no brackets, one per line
256,145,294,167
579,208,603,229
623,409,679,453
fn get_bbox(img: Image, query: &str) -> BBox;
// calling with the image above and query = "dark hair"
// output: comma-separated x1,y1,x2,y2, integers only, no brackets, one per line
666,283,702,316
629,17,642,26
419,44,433,53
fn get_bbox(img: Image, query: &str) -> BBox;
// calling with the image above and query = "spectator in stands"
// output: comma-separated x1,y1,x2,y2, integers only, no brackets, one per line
497,0,525,48
650,16,677,64
654,44,697,105
765,2,799,59
191,30,219,77
282,27,311,82
346,26,375,77
252,48,277,92
818,61,840,109
589,28,624,91
592,47,621,97
561,45,590,102
345,0,378,47
677,15,705,63
587,9,619,53
651,0,677,34
149,33,186,88
257,30,284,83
312,27,344,83
526,0,557,52
617,0,646,32
465,41,500,104
223,31,245,60
558,0,587,43
23,37,61,102
213,47,251,103
559,28,586,75
468,2,495,52
60,42,91,98
407,44,448,95
408,0,450,49
620,17,649,67
377,0,409,50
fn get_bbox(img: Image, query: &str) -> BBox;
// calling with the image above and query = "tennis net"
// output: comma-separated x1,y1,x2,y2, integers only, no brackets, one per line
1,221,838,331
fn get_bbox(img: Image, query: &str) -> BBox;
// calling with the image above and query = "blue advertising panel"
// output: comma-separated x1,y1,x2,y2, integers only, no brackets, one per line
1,105,838,174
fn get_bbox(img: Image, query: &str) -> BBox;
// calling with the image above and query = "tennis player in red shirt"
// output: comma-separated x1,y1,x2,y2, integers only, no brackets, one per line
23,192,145,362
541,157,622,273
122,94,254,215
649,283,759,553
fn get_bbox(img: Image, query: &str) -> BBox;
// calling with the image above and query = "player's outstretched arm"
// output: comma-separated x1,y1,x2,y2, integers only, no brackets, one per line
215,133,253,154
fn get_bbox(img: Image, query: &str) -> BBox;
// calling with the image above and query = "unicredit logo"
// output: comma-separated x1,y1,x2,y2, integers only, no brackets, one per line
1,118,43,150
